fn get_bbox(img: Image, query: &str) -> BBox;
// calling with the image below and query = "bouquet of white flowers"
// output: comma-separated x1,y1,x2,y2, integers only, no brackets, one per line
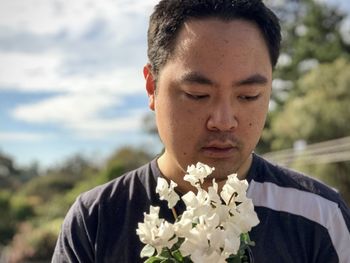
136,162,259,263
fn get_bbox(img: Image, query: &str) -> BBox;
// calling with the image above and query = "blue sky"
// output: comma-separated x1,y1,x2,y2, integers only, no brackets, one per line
0,0,349,168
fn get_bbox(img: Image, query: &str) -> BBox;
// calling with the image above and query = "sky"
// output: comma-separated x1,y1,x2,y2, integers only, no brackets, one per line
0,0,350,169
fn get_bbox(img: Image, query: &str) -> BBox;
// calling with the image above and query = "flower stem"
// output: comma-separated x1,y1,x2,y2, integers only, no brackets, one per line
228,192,237,206
171,207,178,220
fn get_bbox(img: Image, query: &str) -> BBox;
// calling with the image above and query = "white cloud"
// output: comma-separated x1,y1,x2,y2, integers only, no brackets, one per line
0,0,157,36
0,0,153,95
11,93,148,139
12,92,122,123
67,110,147,139
0,51,61,91
0,0,154,95
0,132,54,142
0,0,158,165
0,50,145,94
0,0,155,139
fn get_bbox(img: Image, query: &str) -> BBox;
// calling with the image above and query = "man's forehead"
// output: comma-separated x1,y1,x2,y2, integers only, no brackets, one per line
174,18,261,48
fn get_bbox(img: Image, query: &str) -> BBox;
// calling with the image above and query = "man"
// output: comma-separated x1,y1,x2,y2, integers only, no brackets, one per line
52,0,350,262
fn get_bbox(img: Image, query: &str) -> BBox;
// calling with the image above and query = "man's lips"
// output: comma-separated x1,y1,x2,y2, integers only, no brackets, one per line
201,142,238,158
204,141,236,148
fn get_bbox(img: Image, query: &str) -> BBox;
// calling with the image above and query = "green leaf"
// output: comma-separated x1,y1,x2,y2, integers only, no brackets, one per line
145,256,173,263
160,259,177,263
141,244,156,258
226,256,242,263
171,250,184,261
183,257,193,263
145,257,162,263
159,248,172,258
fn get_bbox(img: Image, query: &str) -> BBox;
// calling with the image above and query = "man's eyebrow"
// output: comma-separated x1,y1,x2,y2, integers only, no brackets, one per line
235,74,268,86
177,72,268,87
178,72,215,86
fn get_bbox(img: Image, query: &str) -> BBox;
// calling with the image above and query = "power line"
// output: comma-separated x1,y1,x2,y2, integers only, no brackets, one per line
262,136,350,166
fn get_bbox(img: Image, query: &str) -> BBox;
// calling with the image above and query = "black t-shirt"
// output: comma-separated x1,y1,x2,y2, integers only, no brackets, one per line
52,154,350,262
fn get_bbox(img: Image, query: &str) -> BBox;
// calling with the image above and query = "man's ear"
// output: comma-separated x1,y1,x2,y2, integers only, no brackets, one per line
143,64,156,111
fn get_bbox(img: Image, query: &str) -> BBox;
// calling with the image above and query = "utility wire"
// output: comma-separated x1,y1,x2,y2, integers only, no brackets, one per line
262,136,350,166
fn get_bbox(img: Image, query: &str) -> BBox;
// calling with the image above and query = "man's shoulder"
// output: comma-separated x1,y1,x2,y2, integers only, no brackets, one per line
250,155,341,206
251,154,350,227
252,154,340,201
54,160,159,261
250,154,350,263
77,160,157,209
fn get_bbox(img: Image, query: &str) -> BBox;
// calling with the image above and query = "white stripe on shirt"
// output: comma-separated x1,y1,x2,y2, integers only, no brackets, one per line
247,180,350,262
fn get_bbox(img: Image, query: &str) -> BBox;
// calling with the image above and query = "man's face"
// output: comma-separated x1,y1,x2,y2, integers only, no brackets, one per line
145,18,272,183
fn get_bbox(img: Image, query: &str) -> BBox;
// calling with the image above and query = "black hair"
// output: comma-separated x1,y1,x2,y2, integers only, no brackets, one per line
147,0,281,76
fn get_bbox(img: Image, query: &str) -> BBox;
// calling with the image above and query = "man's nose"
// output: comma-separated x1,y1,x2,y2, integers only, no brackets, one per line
206,100,238,131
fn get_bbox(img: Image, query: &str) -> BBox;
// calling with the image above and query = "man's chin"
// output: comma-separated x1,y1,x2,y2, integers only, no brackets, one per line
208,167,238,180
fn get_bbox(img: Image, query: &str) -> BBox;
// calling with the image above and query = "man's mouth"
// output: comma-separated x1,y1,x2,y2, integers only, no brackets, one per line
201,141,238,158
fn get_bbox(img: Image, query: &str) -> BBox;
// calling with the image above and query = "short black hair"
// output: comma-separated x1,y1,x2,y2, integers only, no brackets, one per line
147,0,281,77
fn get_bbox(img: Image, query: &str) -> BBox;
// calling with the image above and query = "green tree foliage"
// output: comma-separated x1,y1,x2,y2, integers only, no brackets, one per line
270,58,350,150
0,152,21,190
143,113,158,137
259,0,350,153
4,220,61,263
258,0,350,205
104,146,154,180
275,0,349,82
267,58,350,205
0,191,35,245
0,191,16,245
2,147,155,262
65,146,154,206
272,0,349,84
19,174,76,204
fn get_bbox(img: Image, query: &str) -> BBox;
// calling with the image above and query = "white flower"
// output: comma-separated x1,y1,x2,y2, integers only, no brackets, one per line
136,206,177,254
179,213,220,256
182,189,209,209
233,199,260,233
136,206,160,245
156,177,180,208
220,173,248,206
207,227,225,251
143,206,161,226
179,220,210,256
226,174,248,200
207,179,221,206
182,189,213,219
174,210,194,237
184,162,215,187
222,235,241,256
137,162,260,261
155,221,177,250
191,249,227,263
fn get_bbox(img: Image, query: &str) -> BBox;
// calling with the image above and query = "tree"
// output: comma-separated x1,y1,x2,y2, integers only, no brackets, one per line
275,0,348,84
142,112,158,137
0,191,16,245
0,152,21,190
258,0,350,153
267,58,350,205
270,58,350,149
104,146,154,181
